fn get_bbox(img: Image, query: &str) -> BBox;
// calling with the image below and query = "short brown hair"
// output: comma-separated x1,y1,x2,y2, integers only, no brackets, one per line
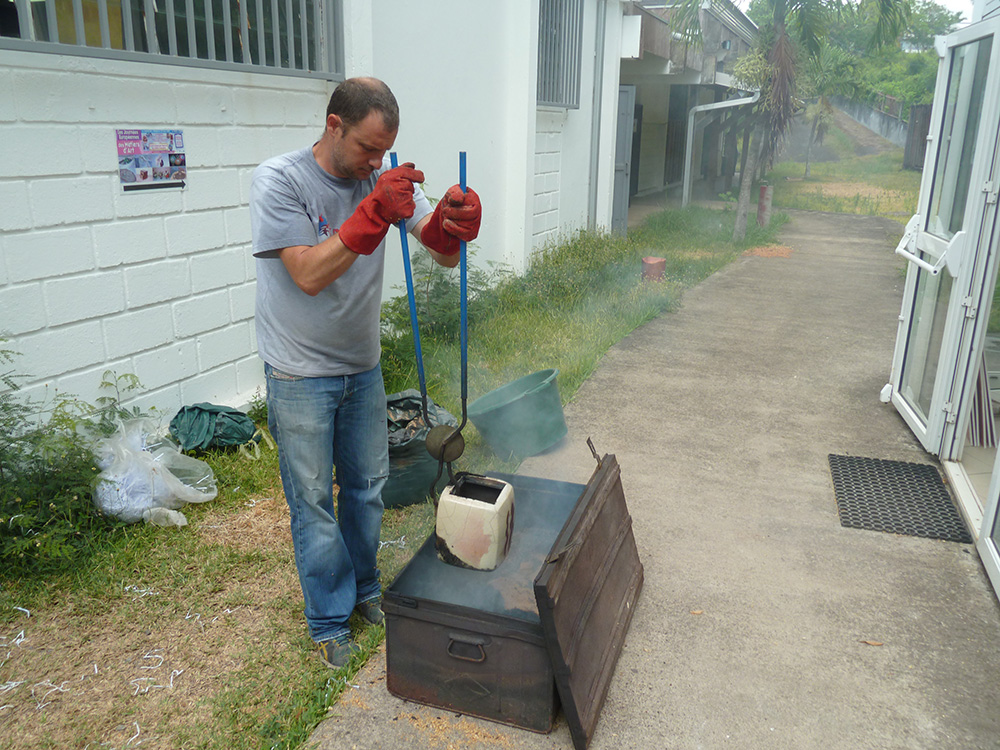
326,77,399,132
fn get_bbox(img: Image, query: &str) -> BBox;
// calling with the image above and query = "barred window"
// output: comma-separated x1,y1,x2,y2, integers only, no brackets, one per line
537,0,583,108
0,0,342,79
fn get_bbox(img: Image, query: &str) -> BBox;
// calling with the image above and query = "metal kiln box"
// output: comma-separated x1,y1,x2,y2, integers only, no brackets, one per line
383,455,643,750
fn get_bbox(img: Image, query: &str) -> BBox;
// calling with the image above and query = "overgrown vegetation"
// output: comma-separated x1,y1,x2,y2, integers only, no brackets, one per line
0,205,787,749
767,117,922,219
0,353,146,577
823,0,963,116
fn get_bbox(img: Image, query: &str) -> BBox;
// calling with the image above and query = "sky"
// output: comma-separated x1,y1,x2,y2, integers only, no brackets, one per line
941,0,976,24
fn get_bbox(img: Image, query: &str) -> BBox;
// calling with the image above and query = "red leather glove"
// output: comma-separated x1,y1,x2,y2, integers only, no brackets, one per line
339,163,425,255
420,185,482,256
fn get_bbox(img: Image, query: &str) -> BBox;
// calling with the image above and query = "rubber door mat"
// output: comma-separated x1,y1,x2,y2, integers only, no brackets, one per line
828,455,972,543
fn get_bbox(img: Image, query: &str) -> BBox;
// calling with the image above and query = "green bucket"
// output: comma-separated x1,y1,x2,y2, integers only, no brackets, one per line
468,369,567,460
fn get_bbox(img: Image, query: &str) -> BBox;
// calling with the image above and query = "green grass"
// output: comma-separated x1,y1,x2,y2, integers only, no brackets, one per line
0,205,785,750
767,123,922,220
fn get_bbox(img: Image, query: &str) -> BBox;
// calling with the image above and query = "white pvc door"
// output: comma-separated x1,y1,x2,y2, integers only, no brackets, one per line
889,19,1000,457
978,202,1000,596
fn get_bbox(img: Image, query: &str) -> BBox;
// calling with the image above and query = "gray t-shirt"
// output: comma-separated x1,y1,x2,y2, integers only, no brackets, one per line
250,148,432,377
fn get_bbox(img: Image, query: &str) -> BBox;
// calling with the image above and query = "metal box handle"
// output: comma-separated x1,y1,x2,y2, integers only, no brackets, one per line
447,633,489,663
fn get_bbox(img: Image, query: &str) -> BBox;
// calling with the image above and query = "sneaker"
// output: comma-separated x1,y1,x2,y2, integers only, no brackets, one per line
317,635,358,669
354,598,384,625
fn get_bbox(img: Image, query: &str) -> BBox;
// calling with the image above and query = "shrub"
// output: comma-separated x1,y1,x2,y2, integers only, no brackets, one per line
0,346,142,578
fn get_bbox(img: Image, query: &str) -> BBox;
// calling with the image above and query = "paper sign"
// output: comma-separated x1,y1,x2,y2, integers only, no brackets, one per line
116,129,186,191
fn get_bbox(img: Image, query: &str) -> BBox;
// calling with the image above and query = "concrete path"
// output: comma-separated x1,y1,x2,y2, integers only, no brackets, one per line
309,210,1000,750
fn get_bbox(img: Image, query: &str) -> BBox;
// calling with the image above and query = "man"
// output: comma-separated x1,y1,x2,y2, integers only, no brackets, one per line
249,77,481,668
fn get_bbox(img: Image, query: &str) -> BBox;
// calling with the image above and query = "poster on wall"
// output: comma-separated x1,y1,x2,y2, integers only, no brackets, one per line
116,129,187,191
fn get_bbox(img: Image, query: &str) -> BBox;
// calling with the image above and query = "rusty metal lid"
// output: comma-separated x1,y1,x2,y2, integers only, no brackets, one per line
534,453,644,750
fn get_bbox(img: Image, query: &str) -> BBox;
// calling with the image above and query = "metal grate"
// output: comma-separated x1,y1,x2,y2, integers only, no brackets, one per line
537,0,583,108
828,455,972,544
2,0,342,80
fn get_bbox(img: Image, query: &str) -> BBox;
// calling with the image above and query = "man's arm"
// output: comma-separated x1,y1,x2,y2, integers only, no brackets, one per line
273,162,427,295
416,185,482,266
414,214,460,269
280,197,455,295
277,234,361,296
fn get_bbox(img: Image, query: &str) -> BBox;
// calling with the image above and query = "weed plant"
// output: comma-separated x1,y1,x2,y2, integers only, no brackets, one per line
0,346,147,578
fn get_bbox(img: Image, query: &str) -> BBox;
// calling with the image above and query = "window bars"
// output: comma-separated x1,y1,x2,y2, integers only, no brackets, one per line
537,0,584,108
1,0,342,80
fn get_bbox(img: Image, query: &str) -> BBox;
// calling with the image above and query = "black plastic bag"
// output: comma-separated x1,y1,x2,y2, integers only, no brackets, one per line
384,390,457,508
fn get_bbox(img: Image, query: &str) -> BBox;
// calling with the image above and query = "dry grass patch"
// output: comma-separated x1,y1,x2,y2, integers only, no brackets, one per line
405,711,516,749
1,552,305,749
196,492,292,552
744,245,794,258
0,485,437,750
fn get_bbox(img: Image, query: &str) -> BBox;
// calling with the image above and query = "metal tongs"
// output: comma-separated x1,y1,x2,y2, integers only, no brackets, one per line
390,152,470,500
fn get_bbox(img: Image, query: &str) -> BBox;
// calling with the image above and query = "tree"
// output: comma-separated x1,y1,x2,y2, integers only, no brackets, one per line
674,0,910,240
903,0,964,50
830,0,955,113
729,50,772,243
799,43,857,178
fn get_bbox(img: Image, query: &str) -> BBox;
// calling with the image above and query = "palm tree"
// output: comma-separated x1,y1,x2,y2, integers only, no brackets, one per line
800,43,857,178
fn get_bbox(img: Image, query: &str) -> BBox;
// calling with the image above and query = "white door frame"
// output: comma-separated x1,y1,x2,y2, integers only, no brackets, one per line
888,19,1000,460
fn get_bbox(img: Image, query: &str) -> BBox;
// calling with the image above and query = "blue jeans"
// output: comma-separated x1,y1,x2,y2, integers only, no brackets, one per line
265,362,388,643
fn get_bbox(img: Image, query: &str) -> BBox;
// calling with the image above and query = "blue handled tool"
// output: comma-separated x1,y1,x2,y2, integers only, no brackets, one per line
391,152,470,498
390,152,430,427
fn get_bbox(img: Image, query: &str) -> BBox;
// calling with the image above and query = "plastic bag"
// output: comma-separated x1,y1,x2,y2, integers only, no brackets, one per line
94,418,218,524
384,390,457,508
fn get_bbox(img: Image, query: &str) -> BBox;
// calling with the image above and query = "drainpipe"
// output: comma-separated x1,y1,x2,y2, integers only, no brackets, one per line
588,0,608,230
682,90,759,207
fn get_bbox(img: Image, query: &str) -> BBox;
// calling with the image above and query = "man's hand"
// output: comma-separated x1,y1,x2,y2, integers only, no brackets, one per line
339,163,425,255
419,185,482,256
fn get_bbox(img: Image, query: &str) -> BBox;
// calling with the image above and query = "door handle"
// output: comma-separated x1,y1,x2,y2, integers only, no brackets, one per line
895,214,945,276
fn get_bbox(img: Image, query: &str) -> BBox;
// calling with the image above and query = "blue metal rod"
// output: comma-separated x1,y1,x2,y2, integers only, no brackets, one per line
390,152,429,423
437,151,470,477
459,152,468,409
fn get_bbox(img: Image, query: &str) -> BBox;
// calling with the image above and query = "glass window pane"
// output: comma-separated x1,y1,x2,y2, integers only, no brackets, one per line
926,37,993,241
900,259,954,421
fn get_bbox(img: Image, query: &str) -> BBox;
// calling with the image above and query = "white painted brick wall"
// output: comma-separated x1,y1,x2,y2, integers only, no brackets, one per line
17,320,106,376
5,227,97,281
165,211,228,256
0,182,32,231
224,206,252,245
124,260,191,308
103,305,175,358
132,341,199,391
1,49,333,417
198,322,253,371
30,176,116,226
0,74,15,122
191,248,248,293
93,218,169,267
173,291,231,338
0,282,45,335
43,272,126,326
6,126,84,176
228,283,257,321
532,112,564,249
